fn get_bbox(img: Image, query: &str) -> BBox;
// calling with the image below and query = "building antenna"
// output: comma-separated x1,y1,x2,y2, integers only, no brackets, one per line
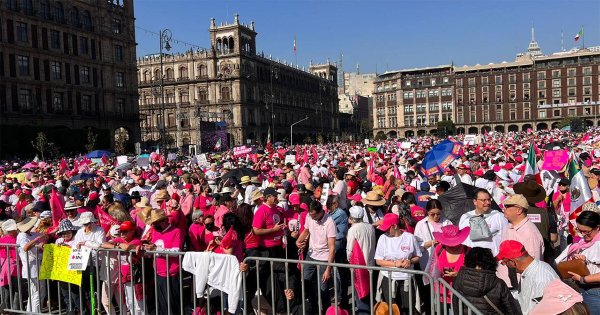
561,29,564,51
338,52,344,92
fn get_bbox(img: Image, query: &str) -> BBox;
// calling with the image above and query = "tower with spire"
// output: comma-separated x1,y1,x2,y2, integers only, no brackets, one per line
516,25,544,61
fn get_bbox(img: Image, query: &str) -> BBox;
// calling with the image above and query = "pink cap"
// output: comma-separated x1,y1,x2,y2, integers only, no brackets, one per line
289,193,300,206
530,279,583,315
378,213,400,232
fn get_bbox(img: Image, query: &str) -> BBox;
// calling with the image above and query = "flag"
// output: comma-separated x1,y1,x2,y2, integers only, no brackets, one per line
312,146,318,162
524,141,542,184
293,35,296,53
568,157,593,215
101,155,109,166
214,138,222,151
49,189,66,232
302,149,308,164
574,26,583,42
33,155,39,162
97,207,119,234
348,240,370,299
266,127,272,152
59,158,68,174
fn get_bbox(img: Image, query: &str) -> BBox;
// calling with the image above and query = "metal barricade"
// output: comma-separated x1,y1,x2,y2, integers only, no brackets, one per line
437,278,484,315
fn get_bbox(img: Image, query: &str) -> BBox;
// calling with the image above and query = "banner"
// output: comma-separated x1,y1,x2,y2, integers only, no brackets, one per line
463,134,478,145
233,145,254,157
167,153,177,161
284,155,296,164
137,157,149,168
39,244,82,286
540,170,561,195
117,155,128,165
400,142,412,149
542,150,569,171
196,154,208,167
67,247,91,271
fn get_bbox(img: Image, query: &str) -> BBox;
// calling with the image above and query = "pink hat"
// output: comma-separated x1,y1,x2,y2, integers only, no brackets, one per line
496,240,525,261
529,279,583,315
289,193,300,206
432,225,470,247
378,213,400,232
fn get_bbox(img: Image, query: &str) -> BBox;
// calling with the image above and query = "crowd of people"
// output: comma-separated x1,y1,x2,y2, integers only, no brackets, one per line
0,129,599,315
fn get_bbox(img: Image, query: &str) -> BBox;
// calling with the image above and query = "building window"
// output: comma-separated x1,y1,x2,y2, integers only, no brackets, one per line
538,110,546,118
70,6,80,27
568,108,576,116
524,110,530,120
537,80,545,89
114,45,123,61
17,55,29,75
495,75,502,84
112,18,122,34
198,90,207,102
40,0,49,18
82,95,91,113
115,72,124,87
19,89,32,111
51,61,61,80
443,77,449,84
52,92,63,111
554,109,561,117
79,37,88,55
584,87,591,95
80,66,90,83
50,30,60,48
221,86,230,100
552,70,561,78
553,79,560,88
54,2,64,23
523,73,530,82
456,78,462,86
431,79,436,86
568,78,576,86
6,0,17,10
584,76,592,85
116,98,124,114
568,68,576,77
553,89,560,97
82,10,92,29
568,88,576,96
404,105,413,113
167,113,175,127
537,71,546,80
16,22,28,42
405,80,411,87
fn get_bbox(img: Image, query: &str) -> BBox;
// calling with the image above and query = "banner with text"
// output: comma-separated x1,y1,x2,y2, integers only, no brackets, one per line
542,150,569,171
39,244,82,286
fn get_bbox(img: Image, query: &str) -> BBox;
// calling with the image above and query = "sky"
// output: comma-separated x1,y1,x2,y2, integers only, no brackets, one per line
134,0,600,74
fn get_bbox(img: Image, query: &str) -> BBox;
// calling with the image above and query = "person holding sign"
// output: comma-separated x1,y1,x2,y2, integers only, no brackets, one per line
16,216,48,312
55,219,82,314
101,221,144,315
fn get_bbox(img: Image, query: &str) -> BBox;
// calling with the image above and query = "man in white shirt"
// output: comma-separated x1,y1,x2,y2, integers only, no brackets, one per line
459,189,508,256
16,217,48,312
332,169,349,210
457,164,473,185
346,206,376,266
497,240,558,314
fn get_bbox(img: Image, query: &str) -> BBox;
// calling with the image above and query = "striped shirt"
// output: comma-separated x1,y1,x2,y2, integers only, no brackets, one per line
518,259,559,314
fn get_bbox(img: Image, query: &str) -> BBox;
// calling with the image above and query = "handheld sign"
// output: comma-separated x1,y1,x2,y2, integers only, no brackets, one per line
68,247,92,271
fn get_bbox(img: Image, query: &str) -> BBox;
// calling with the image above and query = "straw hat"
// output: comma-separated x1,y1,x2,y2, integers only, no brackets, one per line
17,217,38,233
135,197,150,208
361,191,386,207
2,219,17,232
147,209,168,225
251,189,263,202
154,190,170,202
251,177,261,185
137,206,153,224
240,176,251,185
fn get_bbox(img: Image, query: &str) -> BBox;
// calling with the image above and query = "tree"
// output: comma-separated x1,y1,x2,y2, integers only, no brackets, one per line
316,134,324,144
31,132,50,161
303,136,313,144
557,117,576,130
374,131,386,141
437,120,456,136
114,127,130,154
84,129,98,152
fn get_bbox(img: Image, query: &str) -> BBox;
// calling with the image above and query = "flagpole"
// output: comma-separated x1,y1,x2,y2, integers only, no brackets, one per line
582,25,585,49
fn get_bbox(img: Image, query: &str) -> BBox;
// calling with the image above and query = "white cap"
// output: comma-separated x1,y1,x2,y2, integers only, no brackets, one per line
349,206,365,219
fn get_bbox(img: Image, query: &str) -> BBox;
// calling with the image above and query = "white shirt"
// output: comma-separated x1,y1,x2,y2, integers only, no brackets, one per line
374,232,422,280
16,232,42,278
73,225,106,266
244,185,257,205
518,259,559,314
413,218,452,269
458,209,508,256
458,173,473,185
346,222,377,266
556,241,600,275
332,179,348,210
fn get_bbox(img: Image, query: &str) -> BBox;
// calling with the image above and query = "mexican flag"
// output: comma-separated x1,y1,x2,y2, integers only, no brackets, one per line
568,157,593,215
523,141,541,184
575,27,583,42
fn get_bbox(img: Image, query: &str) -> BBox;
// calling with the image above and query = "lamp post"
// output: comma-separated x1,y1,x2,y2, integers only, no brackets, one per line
290,115,309,146
268,65,279,143
159,29,172,152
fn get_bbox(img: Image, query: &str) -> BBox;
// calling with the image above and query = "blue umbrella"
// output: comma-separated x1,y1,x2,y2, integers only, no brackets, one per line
69,173,97,182
86,150,112,158
421,140,463,176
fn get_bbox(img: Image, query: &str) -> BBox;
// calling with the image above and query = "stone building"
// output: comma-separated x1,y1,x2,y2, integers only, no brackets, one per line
0,0,139,156
137,15,339,152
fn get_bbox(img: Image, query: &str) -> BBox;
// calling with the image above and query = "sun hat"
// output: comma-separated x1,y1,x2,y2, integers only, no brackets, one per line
137,206,153,224
529,279,584,315
349,206,365,219
325,306,349,315
147,209,168,225
135,197,150,208
361,191,386,207
64,201,79,211
378,213,400,232
17,217,38,233
289,193,300,206
153,190,170,202
432,225,470,247
56,219,78,235
513,179,546,203
40,210,52,219
219,186,235,194
251,189,263,202
263,187,279,198
240,176,251,185
79,212,97,225
496,240,526,261
2,219,17,232
502,194,530,210
251,176,261,185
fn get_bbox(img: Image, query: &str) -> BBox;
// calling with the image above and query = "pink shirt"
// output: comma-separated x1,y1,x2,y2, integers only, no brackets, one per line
304,213,336,261
436,246,466,303
498,218,544,286
252,204,284,248
0,235,18,281
112,237,142,283
188,223,209,252
151,225,184,276
214,205,231,229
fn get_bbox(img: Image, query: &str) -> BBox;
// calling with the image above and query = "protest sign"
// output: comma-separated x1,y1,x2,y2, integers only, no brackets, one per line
117,155,128,165
542,150,569,171
39,244,82,286
67,247,91,271
320,183,330,205
136,157,149,168
196,154,208,166
233,146,253,157
285,155,296,164
540,170,561,194
91,158,102,165
167,153,177,161
400,142,412,149
463,134,477,145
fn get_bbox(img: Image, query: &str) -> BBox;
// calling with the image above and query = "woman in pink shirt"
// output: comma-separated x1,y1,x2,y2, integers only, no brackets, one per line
431,225,471,312
188,210,209,251
212,213,244,262
193,185,212,213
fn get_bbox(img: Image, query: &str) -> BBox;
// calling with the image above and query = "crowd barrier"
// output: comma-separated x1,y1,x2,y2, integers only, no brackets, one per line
0,244,483,315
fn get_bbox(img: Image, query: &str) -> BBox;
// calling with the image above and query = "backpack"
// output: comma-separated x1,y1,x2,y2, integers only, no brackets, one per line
467,211,498,241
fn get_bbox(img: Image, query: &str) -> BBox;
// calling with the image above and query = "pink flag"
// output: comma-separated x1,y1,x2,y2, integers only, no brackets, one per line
348,240,370,299
49,189,66,232
97,207,119,233
101,155,109,166
393,165,401,179
59,158,68,175
303,150,309,165
312,147,318,162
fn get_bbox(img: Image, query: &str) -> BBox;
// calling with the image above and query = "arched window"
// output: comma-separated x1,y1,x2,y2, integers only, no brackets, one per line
228,37,234,51
166,68,174,80
154,69,160,80
143,70,150,82
198,90,208,103
70,6,80,27
198,64,207,77
179,67,188,79
82,10,92,29
216,38,222,54
54,2,64,22
221,87,230,101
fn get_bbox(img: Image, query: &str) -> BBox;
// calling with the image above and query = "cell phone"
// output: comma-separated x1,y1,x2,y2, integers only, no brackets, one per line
443,267,454,274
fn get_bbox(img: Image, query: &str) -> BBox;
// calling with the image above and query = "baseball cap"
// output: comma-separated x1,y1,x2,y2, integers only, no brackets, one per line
119,221,135,232
289,193,300,206
378,213,400,232
559,178,571,186
349,206,364,219
502,194,529,210
496,240,526,261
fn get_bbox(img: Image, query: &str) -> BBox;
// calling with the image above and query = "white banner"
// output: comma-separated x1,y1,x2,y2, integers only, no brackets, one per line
463,134,478,145
196,154,208,166
117,155,128,165
67,247,91,271
285,155,296,164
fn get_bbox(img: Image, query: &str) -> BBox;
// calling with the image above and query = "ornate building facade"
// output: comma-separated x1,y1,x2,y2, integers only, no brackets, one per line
0,0,139,156
137,15,339,152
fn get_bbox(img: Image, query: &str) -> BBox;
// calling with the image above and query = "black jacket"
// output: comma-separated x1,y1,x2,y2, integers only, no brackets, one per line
452,267,522,315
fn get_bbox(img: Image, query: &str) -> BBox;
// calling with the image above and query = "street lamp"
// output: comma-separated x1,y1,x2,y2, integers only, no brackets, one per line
159,29,172,152
290,115,309,146
268,65,279,143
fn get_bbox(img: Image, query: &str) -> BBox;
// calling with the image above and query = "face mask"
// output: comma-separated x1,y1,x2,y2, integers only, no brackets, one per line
205,223,214,230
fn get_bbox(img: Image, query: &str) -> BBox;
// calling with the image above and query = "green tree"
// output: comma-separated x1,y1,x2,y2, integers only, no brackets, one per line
114,127,130,155
31,132,50,160
84,129,98,152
